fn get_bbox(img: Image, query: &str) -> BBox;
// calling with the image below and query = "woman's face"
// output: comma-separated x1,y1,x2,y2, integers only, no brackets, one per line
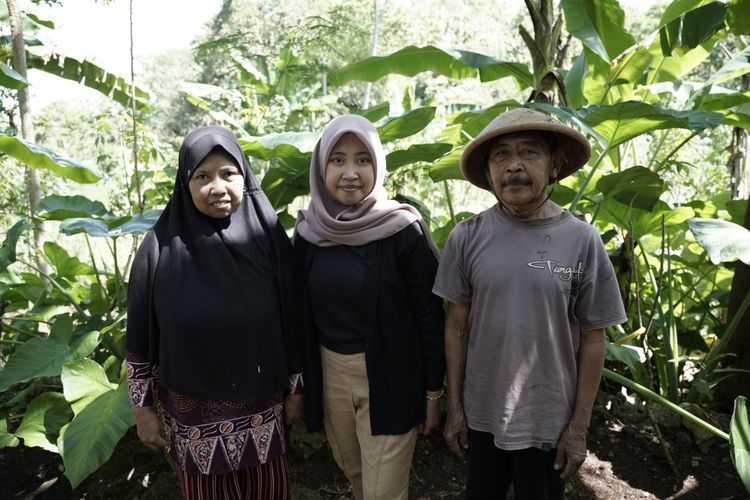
324,133,375,206
188,149,245,218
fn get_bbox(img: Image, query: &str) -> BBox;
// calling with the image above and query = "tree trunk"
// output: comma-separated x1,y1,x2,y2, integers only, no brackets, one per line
716,74,750,408
6,0,44,259
362,0,388,109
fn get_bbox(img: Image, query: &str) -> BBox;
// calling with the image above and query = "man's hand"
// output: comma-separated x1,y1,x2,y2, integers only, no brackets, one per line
554,426,588,479
284,393,304,425
444,404,469,457
132,406,169,449
417,397,441,436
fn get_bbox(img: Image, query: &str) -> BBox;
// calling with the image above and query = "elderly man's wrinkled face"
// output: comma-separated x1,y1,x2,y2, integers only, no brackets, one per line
487,132,558,212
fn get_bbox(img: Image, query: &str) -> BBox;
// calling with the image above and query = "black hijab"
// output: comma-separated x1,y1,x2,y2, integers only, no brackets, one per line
126,126,299,405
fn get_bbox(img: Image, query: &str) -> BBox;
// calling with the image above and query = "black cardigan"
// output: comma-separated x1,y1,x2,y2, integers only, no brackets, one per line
296,222,445,435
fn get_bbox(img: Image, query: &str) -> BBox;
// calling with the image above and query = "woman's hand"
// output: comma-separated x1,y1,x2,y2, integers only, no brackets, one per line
284,393,304,425
417,397,442,436
132,406,169,449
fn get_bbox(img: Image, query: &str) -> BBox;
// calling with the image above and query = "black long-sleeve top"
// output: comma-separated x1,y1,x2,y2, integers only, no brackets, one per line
296,222,445,435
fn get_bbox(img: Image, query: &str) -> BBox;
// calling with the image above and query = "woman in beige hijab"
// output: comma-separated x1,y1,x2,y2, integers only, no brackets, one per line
294,114,445,499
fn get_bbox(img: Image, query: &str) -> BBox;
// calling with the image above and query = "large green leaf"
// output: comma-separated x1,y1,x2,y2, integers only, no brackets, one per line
377,107,436,142
705,45,750,87
260,156,311,209
688,218,750,265
606,342,650,386
0,318,100,392
61,358,117,415
0,219,30,273
659,0,718,26
59,218,109,237
25,47,150,111
561,0,635,63
598,199,694,237
241,132,318,160
428,147,465,182
43,242,95,277
14,392,73,452
0,61,29,89
386,143,452,171
730,396,750,493
727,0,750,35
659,2,726,55
0,135,100,183
596,166,665,211
359,102,390,122
38,195,108,220
0,420,19,448
581,101,723,148
328,45,533,88
59,380,134,488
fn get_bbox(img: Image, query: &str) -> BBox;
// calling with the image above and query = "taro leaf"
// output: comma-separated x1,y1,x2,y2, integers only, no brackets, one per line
59,218,110,237
0,220,30,273
241,132,318,160
328,45,533,88
377,107,436,143
0,420,19,448
43,242,95,277
386,143,452,171
59,375,133,488
0,318,100,392
431,212,476,251
359,102,390,122
730,396,750,493
260,155,311,209
14,392,73,452
605,342,650,386
395,193,432,222
0,61,29,89
61,358,116,415
727,0,750,35
659,2,726,55
106,210,162,236
598,199,694,237
688,218,750,265
0,135,100,183
596,166,665,211
560,0,635,63
705,45,750,87
428,147,465,182
38,195,108,220
582,102,723,148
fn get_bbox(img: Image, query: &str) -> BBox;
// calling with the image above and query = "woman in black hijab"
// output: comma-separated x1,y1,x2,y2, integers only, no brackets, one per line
126,126,301,500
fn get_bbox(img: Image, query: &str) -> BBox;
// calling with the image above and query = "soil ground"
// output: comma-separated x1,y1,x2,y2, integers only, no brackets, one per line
2,394,747,499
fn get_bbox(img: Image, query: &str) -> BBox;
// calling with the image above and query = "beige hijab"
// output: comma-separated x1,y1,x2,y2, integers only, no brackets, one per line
295,114,425,247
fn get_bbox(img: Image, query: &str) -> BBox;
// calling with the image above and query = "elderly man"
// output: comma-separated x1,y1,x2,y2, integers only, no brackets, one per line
433,107,626,499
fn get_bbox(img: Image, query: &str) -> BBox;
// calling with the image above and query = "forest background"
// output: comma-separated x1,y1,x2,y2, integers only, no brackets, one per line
1,0,750,498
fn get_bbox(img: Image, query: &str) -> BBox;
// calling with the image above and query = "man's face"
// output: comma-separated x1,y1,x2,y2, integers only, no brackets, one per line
487,132,557,211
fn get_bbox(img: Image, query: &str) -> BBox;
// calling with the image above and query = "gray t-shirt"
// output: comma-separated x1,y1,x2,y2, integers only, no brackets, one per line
433,205,626,451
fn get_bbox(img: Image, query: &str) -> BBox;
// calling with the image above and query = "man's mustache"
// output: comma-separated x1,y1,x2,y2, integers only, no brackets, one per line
501,173,532,187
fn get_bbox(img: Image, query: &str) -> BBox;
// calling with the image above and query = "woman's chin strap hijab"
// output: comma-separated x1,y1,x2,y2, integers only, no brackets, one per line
295,114,428,247
126,126,299,405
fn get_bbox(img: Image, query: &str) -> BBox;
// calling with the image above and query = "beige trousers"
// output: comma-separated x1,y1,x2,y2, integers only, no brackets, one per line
321,346,418,500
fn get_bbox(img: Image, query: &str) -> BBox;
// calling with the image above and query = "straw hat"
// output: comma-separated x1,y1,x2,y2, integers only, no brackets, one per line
459,107,591,191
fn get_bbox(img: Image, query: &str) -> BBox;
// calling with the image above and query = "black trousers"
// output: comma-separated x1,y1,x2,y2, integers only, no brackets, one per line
466,429,565,500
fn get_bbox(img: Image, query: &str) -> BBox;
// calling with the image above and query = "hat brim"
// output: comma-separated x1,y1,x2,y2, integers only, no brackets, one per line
459,112,592,191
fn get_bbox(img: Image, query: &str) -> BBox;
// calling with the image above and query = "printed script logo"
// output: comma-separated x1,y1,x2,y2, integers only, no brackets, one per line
527,260,584,282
